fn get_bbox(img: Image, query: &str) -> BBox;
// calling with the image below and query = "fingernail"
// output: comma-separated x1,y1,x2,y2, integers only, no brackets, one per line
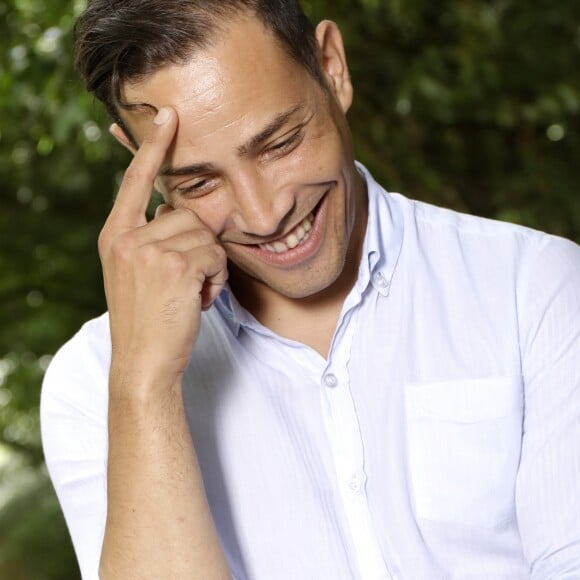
154,108,170,125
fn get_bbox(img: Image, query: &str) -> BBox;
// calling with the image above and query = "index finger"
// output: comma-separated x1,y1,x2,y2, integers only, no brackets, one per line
108,107,178,230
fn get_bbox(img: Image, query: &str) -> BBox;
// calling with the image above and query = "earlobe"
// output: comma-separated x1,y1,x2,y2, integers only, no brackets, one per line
315,20,353,113
109,123,138,155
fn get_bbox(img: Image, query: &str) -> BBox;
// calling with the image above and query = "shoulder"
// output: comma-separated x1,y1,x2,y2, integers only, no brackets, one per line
393,191,544,242
45,312,112,370
41,313,111,433
387,191,578,271
42,313,111,399
40,314,111,580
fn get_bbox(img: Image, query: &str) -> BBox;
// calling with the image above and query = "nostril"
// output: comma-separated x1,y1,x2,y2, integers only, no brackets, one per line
235,198,295,238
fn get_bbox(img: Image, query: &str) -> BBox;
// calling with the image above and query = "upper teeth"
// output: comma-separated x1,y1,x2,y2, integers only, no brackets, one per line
259,213,313,253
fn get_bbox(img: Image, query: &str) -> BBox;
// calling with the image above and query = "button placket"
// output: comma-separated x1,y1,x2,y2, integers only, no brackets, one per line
321,306,390,579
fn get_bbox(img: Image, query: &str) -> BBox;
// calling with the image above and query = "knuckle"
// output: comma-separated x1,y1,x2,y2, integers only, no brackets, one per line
172,207,196,222
109,232,137,261
195,228,215,246
164,250,188,276
97,228,111,256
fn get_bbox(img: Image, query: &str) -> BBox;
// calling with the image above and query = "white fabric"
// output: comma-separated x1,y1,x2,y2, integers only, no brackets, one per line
41,164,580,579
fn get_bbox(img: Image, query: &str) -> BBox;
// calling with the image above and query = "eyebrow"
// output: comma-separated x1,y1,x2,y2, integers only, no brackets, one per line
160,103,304,178
236,103,304,156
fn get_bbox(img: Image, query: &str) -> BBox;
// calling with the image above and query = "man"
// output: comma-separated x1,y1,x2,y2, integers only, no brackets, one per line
41,1,580,578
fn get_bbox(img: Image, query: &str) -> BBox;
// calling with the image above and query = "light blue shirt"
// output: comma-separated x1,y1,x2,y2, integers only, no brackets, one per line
42,164,580,579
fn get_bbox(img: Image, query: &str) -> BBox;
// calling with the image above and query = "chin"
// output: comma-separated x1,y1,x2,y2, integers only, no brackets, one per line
247,251,349,301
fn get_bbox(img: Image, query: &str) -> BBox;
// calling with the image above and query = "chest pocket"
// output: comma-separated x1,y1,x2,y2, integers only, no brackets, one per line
405,376,524,527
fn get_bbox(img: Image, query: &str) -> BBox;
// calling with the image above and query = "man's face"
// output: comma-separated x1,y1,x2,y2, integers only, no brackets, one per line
120,15,367,303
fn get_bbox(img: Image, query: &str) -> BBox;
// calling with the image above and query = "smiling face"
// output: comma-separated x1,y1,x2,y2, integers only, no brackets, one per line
117,13,367,306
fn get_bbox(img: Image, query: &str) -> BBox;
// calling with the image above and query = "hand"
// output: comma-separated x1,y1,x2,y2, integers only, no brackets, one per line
98,107,228,391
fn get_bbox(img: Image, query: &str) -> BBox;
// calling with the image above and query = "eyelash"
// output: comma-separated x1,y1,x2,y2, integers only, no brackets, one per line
176,177,215,198
175,130,304,198
264,130,304,158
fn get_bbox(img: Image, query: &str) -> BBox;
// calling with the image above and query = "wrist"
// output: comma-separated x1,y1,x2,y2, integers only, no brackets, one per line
108,360,183,403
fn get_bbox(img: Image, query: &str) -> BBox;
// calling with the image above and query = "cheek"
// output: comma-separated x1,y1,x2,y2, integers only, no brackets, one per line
279,132,345,184
174,195,231,237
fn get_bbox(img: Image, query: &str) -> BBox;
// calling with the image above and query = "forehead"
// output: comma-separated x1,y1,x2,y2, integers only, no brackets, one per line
121,14,318,150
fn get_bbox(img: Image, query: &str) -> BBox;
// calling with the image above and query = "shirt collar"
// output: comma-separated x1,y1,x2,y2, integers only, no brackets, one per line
354,161,404,298
215,162,404,332
214,285,244,337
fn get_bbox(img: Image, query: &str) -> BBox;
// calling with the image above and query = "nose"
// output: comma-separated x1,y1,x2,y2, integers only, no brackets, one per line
229,168,294,237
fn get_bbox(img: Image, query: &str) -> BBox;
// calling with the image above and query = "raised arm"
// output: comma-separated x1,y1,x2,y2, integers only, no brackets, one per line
98,107,230,579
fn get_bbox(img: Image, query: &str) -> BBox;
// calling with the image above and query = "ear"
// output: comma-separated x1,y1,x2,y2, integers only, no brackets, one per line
315,20,353,113
109,122,138,155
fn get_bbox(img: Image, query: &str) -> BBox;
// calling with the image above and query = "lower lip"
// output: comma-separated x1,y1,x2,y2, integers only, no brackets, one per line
243,195,328,268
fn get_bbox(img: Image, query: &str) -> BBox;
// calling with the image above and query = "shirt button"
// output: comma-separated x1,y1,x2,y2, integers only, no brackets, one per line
323,373,338,388
348,476,362,492
374,272,388,289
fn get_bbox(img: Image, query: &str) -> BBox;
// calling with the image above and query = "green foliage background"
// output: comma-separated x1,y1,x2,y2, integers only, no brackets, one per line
0,0,578,576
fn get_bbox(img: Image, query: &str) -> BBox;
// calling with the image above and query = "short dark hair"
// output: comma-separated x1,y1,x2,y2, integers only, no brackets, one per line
74,0,323,126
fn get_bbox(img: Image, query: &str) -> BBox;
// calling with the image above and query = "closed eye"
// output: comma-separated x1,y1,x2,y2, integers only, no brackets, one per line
262,129,304,160
175,176,217,198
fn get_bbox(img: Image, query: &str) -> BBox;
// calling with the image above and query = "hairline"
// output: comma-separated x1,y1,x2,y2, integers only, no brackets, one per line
114,11,327,149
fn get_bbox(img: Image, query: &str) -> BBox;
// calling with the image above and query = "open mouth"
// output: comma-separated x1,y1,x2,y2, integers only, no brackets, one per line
256,193,326,254
258,212,314,253
241,193,328,267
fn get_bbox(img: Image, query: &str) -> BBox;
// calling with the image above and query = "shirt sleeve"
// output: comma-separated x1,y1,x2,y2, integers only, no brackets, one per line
40,315,111,580
516,234,580,577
